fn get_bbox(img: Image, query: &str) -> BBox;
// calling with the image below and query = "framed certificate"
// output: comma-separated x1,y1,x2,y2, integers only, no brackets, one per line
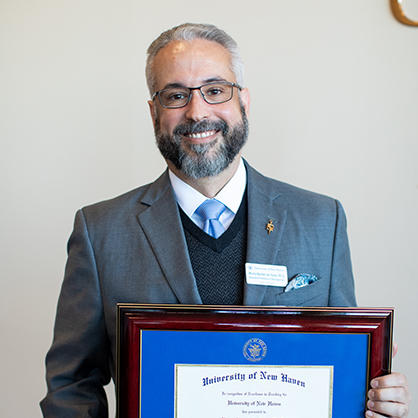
116,304,393,418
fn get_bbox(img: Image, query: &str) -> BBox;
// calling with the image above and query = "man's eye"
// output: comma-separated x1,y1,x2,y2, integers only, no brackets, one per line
206,87,224,96
167,92,187,101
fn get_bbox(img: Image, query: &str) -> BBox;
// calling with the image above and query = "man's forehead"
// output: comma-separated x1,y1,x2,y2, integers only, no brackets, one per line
152,39,235,89
156,38,229,59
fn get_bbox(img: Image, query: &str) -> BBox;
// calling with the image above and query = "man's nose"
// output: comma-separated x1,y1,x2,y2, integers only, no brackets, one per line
184,90,210,121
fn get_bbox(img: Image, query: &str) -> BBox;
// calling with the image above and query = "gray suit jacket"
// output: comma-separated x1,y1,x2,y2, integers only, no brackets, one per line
41,163,356,417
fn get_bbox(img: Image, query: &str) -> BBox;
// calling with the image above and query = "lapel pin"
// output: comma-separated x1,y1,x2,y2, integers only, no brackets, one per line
266,219,274,235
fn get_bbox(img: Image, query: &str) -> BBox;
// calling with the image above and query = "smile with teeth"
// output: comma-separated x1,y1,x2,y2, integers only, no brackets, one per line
185,130,217,139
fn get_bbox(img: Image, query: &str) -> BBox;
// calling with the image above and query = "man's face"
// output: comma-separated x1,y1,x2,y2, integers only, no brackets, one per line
148,39,250,179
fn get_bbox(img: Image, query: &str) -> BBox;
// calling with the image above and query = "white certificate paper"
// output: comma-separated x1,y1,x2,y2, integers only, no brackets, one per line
175,364,333,418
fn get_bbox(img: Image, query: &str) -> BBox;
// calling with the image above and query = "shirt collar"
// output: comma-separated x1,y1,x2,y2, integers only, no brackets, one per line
168,158,247,218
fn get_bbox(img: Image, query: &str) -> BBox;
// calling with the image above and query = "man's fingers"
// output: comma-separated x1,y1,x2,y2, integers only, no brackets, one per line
365,410,391,418
371,372,408,390
393,341,399,358
366,399,409,417
369,387,409,403
367,372,411,418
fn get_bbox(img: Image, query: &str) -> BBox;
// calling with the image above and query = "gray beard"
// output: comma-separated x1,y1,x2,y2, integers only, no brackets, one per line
154,106,249,180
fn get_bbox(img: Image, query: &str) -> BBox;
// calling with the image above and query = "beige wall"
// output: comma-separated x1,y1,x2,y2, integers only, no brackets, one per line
1,1,417,416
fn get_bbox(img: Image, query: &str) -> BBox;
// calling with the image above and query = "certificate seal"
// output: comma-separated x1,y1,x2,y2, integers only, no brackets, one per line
243,338,267,362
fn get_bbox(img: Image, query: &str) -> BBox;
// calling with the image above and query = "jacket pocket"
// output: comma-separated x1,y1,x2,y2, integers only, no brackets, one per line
273,278,329,307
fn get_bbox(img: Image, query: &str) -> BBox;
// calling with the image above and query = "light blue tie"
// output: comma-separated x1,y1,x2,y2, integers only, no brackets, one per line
195,199,226,238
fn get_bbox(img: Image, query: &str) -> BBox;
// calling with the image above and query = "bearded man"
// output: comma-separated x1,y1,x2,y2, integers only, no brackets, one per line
41,23,411,418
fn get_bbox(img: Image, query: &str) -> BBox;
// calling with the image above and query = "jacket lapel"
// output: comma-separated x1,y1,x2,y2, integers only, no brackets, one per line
136,171,202,304
135,164,288,306
243,164,287,305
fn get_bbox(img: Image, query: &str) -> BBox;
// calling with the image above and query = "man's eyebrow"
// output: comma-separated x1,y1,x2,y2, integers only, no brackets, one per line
162,82,187,90
203,77,228,84
162,77,229,90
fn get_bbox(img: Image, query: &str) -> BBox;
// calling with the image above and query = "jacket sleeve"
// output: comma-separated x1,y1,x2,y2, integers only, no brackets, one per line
40,209,111,418
328,200,357,307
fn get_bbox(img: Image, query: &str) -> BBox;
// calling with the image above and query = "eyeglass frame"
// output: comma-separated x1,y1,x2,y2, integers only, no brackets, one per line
151,81,242,109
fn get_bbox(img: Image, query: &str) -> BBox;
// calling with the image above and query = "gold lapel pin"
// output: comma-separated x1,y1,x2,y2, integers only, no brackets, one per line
266,219,274,234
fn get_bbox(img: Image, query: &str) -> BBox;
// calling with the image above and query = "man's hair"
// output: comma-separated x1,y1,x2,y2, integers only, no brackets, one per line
146,23,244,95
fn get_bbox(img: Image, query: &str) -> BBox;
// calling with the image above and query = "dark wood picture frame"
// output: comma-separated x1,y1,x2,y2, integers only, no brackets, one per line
116,304,393,418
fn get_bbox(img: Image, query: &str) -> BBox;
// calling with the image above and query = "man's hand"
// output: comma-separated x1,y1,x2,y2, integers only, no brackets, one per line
366,343,411,417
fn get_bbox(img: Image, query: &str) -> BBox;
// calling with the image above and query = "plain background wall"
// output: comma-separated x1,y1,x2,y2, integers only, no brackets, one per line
1,0,417,416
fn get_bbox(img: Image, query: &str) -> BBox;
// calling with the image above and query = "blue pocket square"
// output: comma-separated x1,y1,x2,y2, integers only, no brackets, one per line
285,273,318,292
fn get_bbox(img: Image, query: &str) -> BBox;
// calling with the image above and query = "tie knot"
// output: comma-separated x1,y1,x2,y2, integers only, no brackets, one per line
196,199,226,221
195,199,226,238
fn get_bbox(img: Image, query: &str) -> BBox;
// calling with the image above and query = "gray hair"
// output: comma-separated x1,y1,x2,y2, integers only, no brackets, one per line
146,23,244,95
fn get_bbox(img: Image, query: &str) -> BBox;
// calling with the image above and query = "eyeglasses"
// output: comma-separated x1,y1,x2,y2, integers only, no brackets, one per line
152,81,241,109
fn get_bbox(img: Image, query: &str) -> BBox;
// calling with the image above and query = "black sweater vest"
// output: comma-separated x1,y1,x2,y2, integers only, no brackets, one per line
179,194,247,305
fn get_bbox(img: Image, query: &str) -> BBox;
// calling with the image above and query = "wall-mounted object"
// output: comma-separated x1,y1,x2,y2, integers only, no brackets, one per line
391,0,418,26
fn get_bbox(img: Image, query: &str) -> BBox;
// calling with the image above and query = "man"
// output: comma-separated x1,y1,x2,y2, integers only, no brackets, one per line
41,23,410,417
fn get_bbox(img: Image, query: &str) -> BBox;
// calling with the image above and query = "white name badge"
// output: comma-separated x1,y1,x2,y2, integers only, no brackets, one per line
245,263,288,287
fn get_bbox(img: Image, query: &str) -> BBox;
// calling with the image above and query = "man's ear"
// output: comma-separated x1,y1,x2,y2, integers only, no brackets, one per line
148,100,156,127
240,87,251,118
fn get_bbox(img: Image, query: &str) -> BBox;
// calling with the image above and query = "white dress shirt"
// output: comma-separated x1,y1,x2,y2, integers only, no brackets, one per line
169,159,247,231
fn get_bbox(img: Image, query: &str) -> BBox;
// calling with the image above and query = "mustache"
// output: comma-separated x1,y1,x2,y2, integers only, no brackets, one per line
173,120,228,136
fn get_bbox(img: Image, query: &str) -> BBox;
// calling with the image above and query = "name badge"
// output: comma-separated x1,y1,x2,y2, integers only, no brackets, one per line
245,263,288,287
